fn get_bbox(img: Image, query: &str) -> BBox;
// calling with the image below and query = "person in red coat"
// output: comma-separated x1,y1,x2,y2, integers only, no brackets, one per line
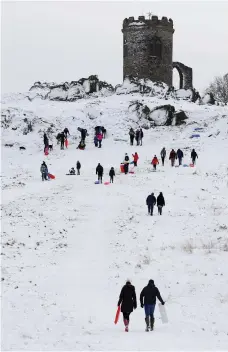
132,152,139,166
151,155,159,170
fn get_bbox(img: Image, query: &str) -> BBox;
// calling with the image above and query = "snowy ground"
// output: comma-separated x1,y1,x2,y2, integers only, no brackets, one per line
1,93,228,350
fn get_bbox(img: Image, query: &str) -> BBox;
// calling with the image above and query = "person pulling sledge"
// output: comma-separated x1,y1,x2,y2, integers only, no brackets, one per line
146,193,156,216
132,152,139,167
160,147,166,166
96,163,104,183
43,133,49,152
76,161,81,175
176,149,184,166
191,149,198,165
109,167,115,183
157,192,165,215
151,155,159,170
40,161,48,181
117,280,137,332
169,149,176,167
63,127,70,138
140,280,165,331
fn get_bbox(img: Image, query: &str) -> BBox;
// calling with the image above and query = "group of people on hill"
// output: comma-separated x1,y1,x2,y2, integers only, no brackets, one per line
151,148,199,169
146,192,165,215
129,128,144,146
96,163,115,183
94,126,106,148
118,279,165,332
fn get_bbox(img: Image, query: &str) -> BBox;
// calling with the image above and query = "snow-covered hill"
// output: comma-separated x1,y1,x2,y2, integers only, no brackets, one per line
1,89,228,350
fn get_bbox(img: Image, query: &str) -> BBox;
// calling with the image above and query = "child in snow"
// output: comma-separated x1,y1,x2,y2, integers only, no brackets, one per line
69,167,76,175
132,152,139,166
77,140,85,150
97,133,103,148
109,167,115,183
40,161,48,181
191,149,198,165
151,155,159,170
123,153,130,174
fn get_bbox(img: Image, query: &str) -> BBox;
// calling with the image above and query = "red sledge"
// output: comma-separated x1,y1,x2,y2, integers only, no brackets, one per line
65,139,68,148
120,164,125,173
44,147,49,156
190,163,194,167
48,173,55,179
114,305,121,324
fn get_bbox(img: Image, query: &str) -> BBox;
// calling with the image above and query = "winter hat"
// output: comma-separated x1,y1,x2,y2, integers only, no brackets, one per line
126,279,131,284
148,279,154,285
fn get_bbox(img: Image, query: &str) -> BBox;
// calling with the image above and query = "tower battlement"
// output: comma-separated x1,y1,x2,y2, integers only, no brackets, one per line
122,16,174,30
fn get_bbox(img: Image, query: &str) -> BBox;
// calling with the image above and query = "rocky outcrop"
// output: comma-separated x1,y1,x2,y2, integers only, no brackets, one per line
129,101,188,126
28,76,114,102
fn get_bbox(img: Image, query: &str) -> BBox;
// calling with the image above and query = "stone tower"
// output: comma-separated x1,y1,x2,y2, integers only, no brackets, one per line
122,15,174,86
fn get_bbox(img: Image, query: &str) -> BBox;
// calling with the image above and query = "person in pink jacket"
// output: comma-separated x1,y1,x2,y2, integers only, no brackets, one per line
97,133,103,148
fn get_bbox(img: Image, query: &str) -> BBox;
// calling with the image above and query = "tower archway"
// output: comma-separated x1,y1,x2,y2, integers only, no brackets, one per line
173,62,193,89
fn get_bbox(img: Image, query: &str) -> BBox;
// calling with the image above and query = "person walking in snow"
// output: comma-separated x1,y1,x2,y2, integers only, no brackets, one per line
191,149,198,165
43,133,49,152
76,161,81,175
123,153,130,174
151,155,159,171
140,279,165,331
135,129,140,146
169,149,176,167
160,147,166,166
132,152,139,167
81,129,87,143
109,167,115,183
40,161,48,181
94,135,98,147
97,132,103,148
101,126,106,139
157,192,165,215
176,149,184,166
96,163,104,183
129,128,135,146
117,280,137,332
138,128,144,146
146,193,156,216
60,132,65,150
63,127,70,138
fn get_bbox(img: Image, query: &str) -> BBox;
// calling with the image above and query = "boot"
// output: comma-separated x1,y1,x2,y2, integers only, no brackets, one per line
150,316,155,331
145,317,150,332
124,319,129,332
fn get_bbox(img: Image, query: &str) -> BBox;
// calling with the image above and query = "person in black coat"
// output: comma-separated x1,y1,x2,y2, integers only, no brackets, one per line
176,149,184,166
157,192,165,215
123,153,129,174
117,280,137,332
146,193,156,216
96,163,103,183
60,132,65,150
191,149,198,165
64,127,70,138
43,133,49,152
109,167,115,183
140,279,165,331
76,161,81,175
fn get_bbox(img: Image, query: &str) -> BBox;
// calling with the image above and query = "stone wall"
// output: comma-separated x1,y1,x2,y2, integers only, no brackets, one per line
122,16,174,86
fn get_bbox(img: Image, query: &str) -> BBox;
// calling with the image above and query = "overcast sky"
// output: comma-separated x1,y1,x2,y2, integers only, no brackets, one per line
1,1,228,94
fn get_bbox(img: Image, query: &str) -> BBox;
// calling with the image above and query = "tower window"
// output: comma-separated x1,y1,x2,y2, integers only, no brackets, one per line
150,37,162,58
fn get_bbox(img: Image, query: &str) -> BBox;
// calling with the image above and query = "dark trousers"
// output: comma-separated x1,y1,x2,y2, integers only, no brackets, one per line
133,161,137,167
153,164,157,170
124,163,129,174
98,174,102,183
123,312,130,321
161,156,165,166
158,205,163,215
178,157,182,165
148,204,154,215
77,168,80,175
98,140,102,148
41,172,46,181
110,176,114,183
60,140,64,149
171,158,175,166
130,137,134,146
192,158,196,165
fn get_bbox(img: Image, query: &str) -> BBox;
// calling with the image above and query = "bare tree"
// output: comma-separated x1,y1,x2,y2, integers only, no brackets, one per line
206,74,228,104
